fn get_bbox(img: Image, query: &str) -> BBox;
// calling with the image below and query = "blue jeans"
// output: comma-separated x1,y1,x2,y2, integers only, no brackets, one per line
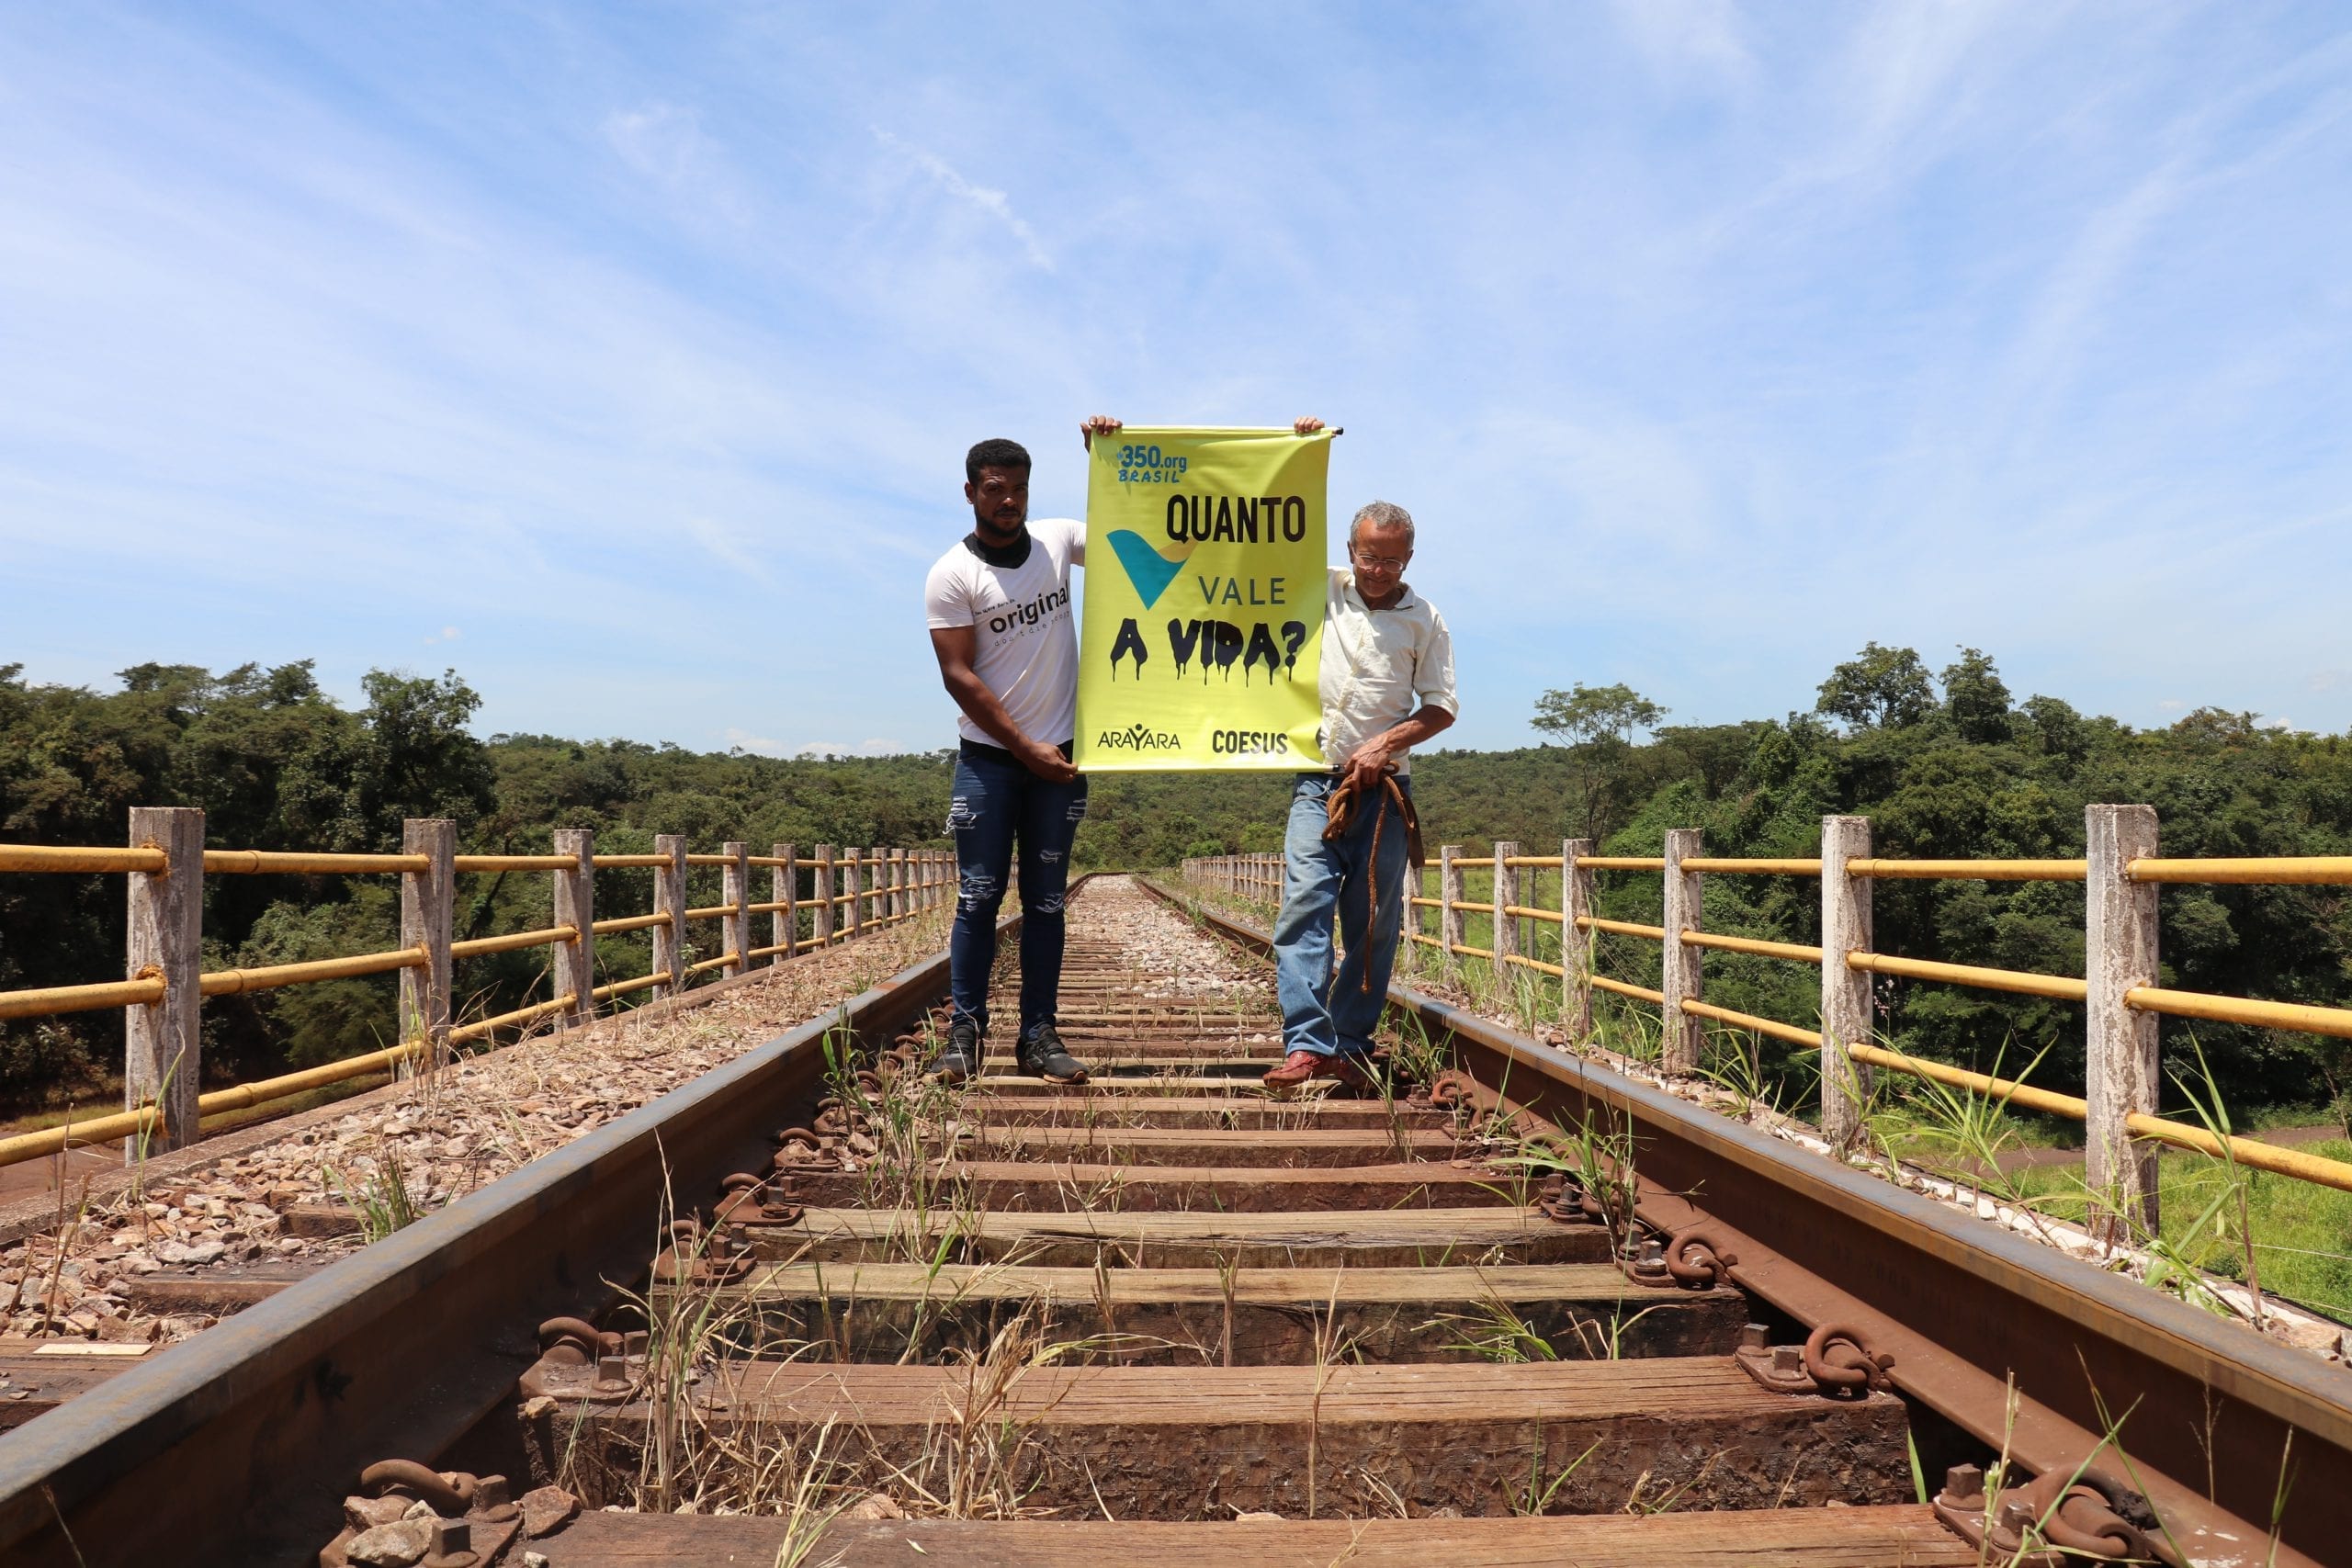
1272,773,1412,1058
947,740,1087,1041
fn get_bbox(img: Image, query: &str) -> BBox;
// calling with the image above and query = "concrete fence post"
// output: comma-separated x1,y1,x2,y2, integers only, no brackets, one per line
552,828,595,1027
772,842,796,966
125,806,203,1156
814,846,836,947
892,848,908,922
722,840,750,978
1439,845,1464,978
1562,839,1594,1042
1491,841,1520,989
1819,816,1873,1150
2087,803,2162,1242
843,847,864,941
400,818,456,1072
1661,829,1703,1075
652,834,686,998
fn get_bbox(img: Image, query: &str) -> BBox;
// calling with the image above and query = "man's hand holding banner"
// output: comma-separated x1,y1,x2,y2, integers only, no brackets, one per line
1075,426,1332,773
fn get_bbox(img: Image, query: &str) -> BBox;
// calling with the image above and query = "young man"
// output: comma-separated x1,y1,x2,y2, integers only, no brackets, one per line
1266,500,1458,1089
922,428,1116,1086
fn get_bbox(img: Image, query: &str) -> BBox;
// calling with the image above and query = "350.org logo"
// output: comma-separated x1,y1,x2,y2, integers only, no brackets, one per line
1095,722,1182,752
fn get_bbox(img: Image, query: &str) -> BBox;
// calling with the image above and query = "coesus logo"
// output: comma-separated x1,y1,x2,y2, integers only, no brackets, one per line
1212,729,1290,755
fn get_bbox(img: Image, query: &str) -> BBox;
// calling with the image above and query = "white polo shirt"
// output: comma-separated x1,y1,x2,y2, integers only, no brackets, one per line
1317,569,1458,774
922,519,1085,748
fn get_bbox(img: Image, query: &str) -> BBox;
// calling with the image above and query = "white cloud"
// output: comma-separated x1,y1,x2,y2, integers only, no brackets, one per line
2158,699,2186,711
794,739,908,759
684,517,770,585
423,626,461,644
604,102,749,223
872,128,1053,272
1609,0,1754,92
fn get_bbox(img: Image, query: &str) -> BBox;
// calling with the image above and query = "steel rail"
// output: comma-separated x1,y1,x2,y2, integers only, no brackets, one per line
0,902,1003,1567
1157,884,2346,1568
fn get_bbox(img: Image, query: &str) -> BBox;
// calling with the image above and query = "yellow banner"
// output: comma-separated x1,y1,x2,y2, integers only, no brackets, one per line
1076,426,1329,772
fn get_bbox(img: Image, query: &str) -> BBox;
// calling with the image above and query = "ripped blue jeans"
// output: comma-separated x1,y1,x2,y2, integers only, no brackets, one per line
947,739,1088,1041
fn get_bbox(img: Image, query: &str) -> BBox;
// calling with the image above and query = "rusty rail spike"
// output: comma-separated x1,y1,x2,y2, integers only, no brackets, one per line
357,1460,475,1516
535,1317,620,1365
1935,1461,2189,1566
1664,1223,1740,1287
1803,1321,1896,1398
715,1170,805,1226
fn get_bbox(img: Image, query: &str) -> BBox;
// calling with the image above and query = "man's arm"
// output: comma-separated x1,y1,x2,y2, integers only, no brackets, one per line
1341,705,1454,789
929,626,1079,783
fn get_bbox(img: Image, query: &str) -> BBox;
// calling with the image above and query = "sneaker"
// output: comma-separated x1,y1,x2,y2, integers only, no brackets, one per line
936,1015,979,1087
1017,1023,1089,1085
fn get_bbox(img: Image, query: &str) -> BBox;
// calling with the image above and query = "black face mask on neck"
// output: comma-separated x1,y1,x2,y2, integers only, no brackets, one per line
963,527,1033,570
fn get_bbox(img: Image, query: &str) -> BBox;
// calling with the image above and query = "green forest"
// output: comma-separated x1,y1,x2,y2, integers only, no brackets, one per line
5,647,2350,1129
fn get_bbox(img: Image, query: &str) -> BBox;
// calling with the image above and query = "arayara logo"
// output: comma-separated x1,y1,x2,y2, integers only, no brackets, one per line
1096,722,1181,751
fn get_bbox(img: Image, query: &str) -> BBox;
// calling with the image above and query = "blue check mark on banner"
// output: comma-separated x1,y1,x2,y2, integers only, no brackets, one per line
1107,529,1186,608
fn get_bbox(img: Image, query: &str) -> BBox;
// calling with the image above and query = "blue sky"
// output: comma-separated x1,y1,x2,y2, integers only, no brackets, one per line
6,3,2349,754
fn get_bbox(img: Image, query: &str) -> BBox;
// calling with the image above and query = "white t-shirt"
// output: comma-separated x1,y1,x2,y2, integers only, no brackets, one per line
1317,569,1458,775
923,518,1086,748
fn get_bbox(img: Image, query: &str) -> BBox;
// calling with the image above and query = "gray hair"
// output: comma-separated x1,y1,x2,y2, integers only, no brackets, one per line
1348,500,1416,549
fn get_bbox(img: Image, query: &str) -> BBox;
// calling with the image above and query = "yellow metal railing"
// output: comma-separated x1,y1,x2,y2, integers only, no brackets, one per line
0,829,953,1168
1192,817,2352,1212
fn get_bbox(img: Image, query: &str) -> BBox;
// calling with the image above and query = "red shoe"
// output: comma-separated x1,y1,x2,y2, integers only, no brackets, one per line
1262,1050,1322,1089
1262,1050,1376,1092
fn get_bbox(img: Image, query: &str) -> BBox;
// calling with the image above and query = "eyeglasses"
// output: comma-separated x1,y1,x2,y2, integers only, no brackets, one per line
1350,547,1408,572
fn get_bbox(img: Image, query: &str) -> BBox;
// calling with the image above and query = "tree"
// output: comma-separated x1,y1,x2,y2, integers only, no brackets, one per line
362,669,496,833
1532,683,1667,840
1941,647,2014,744
1816,642,1933,731
1532,683,1667,749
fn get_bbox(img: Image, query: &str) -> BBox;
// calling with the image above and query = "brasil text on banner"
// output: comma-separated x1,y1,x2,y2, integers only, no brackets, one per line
1076,426,1331,773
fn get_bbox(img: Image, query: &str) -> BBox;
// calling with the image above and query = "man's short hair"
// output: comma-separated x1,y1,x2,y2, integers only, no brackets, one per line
1349,501,1416,550
967,438,1032,483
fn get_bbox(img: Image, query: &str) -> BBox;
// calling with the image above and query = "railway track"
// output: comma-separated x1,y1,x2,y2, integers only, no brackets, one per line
0,874,2345,1565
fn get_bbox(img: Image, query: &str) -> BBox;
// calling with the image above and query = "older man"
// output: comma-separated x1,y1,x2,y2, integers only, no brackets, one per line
1265,501,1457,1089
